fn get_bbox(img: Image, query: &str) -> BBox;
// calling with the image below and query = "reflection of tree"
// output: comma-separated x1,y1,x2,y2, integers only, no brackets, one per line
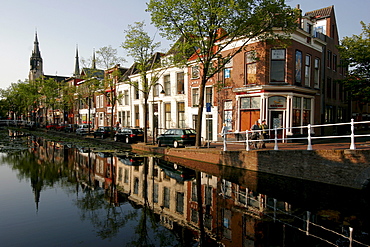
75,189,137,240
1,150,73,211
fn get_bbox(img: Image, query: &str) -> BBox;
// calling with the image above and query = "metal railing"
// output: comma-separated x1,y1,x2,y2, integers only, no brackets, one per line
220,119,370,151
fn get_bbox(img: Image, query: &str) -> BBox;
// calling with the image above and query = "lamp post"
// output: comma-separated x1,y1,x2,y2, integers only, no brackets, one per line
152,83,165,144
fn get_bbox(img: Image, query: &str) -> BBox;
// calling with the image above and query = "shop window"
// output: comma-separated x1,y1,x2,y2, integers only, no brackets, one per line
240,97,261,109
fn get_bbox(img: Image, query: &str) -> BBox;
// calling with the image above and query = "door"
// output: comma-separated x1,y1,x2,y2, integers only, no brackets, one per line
240,110,260,131
270,111,285,139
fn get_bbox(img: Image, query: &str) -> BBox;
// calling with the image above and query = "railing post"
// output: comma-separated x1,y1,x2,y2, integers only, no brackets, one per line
307,124,312,150
349,227,353,247
350,118,356,150
274,128,279,150
306,211,311,236
246,131,250,151
223,133,227,151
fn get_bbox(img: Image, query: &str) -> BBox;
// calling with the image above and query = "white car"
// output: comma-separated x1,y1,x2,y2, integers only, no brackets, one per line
75,124,90,135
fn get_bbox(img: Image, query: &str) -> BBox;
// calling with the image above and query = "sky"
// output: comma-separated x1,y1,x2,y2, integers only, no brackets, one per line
0,0,369,90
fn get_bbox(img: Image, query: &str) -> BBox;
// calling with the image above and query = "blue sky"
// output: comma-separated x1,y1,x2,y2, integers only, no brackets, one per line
0,0,369,90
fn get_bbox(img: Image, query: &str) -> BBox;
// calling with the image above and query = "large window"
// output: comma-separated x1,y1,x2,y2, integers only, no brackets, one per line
177,102,185,128
295,50,302,84
327,50,332,69
303,98,311,126
164,75,171,96
192,88,199,107
176,192,184,214
240,97,260,109
177,72,184,94
124,90,129,105
223,68,232,86
314,58,320,88
205,87,213,105
163,187,170,209
245,51,257,84
223,101,233,130
270,49,286,82
165,103,171,129
305,55,311,87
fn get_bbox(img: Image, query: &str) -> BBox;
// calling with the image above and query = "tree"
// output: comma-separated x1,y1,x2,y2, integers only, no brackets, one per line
96,46,126,69
121,21,164,143
147,0,299,147
337,21,370,104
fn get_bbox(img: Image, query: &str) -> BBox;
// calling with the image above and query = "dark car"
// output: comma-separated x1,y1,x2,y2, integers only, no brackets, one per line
155,158,195,182
93,126,113,138
157,128,196,148
114,128,144,143
117,152,144,166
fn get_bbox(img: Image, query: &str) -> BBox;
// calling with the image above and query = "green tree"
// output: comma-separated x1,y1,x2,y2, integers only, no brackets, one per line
147,0,298,146
96,45,126,69
121,21,164,143
337,21,370,104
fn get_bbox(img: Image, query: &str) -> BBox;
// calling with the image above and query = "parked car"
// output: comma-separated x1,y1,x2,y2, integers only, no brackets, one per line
155,158,195,182
76,124,90,135
64,124,78,133
46,123,58,130
114,128,144,143
93,126,113,139
55,123,68,131
157,128,196,148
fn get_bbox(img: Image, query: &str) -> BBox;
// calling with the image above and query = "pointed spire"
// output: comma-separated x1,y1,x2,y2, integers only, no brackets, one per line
74,45,80,77
32,31,41,57
92,48,96,69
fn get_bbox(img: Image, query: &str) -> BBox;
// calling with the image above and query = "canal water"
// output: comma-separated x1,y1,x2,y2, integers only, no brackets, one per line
0,134,370,246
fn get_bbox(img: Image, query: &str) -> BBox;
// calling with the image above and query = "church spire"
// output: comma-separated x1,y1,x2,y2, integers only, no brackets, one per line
74,45,80,77
29,31,43,81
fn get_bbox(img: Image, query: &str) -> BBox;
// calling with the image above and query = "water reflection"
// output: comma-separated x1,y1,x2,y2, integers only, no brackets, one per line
1,134,370,246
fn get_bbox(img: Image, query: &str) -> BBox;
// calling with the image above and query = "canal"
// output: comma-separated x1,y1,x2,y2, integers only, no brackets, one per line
0,132,369,246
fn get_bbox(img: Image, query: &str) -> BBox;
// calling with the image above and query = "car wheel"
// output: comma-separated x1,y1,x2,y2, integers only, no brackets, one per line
125,137,130,144
173,140,179,148
173,163,178,170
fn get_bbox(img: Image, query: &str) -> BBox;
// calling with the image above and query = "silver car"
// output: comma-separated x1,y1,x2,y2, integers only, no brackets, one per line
75,124,90,135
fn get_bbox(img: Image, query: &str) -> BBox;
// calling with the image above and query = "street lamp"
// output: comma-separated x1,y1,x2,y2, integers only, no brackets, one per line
152,83,165,144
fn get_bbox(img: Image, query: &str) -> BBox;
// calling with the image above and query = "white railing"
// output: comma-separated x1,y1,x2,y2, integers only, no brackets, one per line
0,120,35,127
220,119,370,151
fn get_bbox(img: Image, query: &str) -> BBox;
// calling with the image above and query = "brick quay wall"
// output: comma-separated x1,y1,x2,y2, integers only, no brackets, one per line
132,144,370,190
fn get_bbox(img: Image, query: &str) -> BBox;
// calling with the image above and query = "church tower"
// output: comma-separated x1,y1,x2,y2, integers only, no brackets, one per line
29,32,43,81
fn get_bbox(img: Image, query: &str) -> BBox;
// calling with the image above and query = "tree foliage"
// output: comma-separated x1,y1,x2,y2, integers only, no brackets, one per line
147,0,299,146
337,21,370,104
121,21,163,143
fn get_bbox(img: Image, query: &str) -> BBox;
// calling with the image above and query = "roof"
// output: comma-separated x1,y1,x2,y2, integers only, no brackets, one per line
305,5,333,19
80,68,104,79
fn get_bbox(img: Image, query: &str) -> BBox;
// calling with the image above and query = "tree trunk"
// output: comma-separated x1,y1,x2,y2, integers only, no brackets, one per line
195,77,207,147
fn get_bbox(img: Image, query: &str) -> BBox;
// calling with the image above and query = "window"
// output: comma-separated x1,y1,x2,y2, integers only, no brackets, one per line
177,102,185,128
191,181,197,201
292,97,301,127
205,87,213,105
240,97,260,109
246,51,257,84
295,50,302,84
153,183,158,203
192,88,199,107
165,103,171,129
205,185,212,206
176,192,184,214
124,168,129,183
333,54,337,71
177,72,184,94
124,90,129,105
164,75,171,96
303,98,311,126
305,55,311,87
223,68,232,86
134,87,139,99
270,49,286,82
327,50,332,69
223,101,233,130
134,105,140,127
314,58,320,88
163,187,170,209
192,115,197,130
100,95,104,107
96,96,100,108
134,177,139,194
191,65,199,79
